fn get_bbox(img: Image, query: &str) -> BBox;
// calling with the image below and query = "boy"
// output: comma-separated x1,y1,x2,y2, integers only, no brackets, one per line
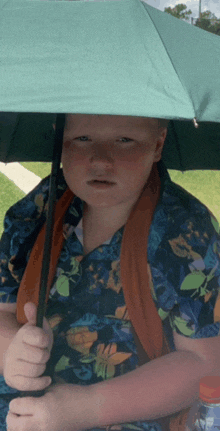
0,113,220,431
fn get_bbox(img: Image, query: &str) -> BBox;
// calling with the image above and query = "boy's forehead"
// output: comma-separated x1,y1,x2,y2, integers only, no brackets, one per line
65,113,158,132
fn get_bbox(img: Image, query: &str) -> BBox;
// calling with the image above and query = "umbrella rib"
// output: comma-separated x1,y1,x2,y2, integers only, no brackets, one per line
139,1,196,116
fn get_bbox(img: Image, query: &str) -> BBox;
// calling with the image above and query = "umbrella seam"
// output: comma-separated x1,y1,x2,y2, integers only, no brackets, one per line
139,0,196,118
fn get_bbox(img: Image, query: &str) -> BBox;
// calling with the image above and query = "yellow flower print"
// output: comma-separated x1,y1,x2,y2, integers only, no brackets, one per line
94,343,132,380
106,426,123,431
47,314,63,330
34,193,47,217
106,260,122,294
169,234,201,260
8,255,20,282
214,290,220,323
75,255,84,263
115,305,130,320
147,263,157,301
87,264,104,291
105,425,143,431
66,326,98,355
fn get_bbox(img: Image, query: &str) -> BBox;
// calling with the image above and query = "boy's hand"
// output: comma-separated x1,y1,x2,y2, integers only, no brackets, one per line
6,383,94,431
3,302,53,392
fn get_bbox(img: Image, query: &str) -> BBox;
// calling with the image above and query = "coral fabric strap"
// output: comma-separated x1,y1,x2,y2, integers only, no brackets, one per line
120,162,170,359
16,187,74,325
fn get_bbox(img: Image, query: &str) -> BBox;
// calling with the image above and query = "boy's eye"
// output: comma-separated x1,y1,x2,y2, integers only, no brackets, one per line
75,137,133,143
120,138,132,143
76,136,89,141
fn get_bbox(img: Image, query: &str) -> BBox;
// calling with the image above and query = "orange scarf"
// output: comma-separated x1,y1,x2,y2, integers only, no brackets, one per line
16,163,189,429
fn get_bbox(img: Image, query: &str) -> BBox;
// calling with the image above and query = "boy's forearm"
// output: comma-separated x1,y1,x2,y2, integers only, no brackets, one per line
0,311,22,375
88,350,217,428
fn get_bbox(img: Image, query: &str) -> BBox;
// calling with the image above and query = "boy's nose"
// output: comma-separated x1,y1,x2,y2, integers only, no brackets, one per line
90,143,114,165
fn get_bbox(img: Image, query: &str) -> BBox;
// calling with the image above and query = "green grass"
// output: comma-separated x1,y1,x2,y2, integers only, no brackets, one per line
168,170,220,225
0,173,25,234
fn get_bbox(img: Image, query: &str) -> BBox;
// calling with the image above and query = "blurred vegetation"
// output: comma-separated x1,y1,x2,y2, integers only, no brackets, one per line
164,3,220,35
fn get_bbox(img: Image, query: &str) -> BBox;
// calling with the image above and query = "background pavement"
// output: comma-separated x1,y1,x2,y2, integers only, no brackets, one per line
0,162,41,194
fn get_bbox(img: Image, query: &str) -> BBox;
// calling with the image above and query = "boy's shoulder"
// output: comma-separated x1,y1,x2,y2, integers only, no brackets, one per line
160,174,218,231
3,168,67,221
148,173,219,264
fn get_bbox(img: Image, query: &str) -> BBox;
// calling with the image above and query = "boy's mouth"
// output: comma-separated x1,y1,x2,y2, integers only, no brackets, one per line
87,179,116,188
88,180,115,184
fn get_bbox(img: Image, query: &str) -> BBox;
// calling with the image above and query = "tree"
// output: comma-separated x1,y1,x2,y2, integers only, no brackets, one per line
164,3,192,21
195,11,220,35
164,4,220,35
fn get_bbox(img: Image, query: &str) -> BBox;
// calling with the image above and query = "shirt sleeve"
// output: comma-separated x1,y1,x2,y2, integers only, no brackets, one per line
150,182,220,340
0,175,51,304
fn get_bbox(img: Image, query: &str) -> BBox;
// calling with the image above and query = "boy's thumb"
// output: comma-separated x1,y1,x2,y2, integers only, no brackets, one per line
24,302,37,325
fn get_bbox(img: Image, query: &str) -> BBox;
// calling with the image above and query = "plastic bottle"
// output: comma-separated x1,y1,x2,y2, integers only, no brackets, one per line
185,376,220,430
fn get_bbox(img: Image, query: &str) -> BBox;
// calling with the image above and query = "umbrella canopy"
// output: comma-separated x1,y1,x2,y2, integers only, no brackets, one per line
0,0,220,169
1,0,220,121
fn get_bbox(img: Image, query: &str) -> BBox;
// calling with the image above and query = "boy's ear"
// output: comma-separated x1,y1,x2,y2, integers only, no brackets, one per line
154,128,168,162
52,124,56,131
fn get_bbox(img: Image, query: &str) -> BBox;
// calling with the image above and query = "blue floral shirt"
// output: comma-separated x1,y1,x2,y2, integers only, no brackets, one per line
0,165,220,431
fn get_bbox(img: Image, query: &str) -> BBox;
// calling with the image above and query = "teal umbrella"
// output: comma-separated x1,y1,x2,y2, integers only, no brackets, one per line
1,0,220,122
0,0,220,168
0,0,220,399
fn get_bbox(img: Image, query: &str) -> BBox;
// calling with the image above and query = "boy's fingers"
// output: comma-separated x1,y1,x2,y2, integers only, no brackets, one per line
23,302,37,325
8,375,52,392
18,343,50,364
21,325,49,348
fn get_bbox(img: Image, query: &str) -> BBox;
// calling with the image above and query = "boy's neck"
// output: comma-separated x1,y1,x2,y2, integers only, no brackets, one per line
82,202,133,230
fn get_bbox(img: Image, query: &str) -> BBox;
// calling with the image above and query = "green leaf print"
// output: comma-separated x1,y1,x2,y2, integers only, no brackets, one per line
95,362,105,379
170,316,194,336
122,424,144,431
80,354,96,364
69,207,79,218
181,271,206,291
55,355,70,372
56,274,70,297
211,215,220,234
106,363,115,379
213,242,218,254
0,292,6,301
69,257,81,276
158,308,170,321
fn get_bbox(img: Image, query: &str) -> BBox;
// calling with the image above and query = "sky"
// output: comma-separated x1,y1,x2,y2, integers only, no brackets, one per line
145,0,220,19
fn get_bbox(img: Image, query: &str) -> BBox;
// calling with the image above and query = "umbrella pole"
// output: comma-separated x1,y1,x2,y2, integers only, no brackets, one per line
0,115,66,402
21,113,66,398
36,113,66,329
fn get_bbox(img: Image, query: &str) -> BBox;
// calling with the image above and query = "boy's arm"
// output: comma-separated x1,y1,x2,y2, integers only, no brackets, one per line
84,332,220,428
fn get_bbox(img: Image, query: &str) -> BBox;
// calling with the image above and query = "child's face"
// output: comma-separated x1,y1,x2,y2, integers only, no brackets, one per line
61,114,167,211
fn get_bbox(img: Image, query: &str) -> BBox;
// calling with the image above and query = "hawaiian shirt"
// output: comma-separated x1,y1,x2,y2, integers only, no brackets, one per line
0,165,220,431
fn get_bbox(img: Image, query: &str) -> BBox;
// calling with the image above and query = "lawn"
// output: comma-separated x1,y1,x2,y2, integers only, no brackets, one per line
0,173,25,234
0,164,219,237
169,169,220,226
